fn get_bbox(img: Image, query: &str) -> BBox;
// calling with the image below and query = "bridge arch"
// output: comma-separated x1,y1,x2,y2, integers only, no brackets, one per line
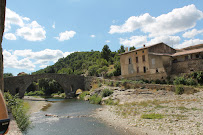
4,74,85,98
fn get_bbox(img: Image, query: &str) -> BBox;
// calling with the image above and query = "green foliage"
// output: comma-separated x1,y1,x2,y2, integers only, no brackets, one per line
101,45,111,61
4,92,30,131
79,91,90,100
117,45,125,54
186,78,197,86
129,46,135,51
106,71,114,78
97,66,108,77
57,67,73,74
89,94,102,104
25,91,45,96
196,71,203,84
102,89,113,97
115,81,120,87
88,65,99,76
173,76,186,85
175,85,184,95
141,113,164,119
104,98,119,105
113,62,121,76
3,73,13,78
38,78,64,96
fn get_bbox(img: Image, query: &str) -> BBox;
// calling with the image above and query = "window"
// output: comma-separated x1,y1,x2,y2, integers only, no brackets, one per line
185,55,188,60
136,52,137,54
156,68,159,73
196,54,200,58
142,55,145,62
137,67,139,73
129,58,132,64
142,50,144,53
136,57,138,63
143,66,146,73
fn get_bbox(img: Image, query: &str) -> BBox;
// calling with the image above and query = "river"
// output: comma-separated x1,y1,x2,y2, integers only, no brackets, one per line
24,98,128,135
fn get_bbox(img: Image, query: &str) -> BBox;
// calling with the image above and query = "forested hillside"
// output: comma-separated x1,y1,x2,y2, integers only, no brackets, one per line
32,45,128,77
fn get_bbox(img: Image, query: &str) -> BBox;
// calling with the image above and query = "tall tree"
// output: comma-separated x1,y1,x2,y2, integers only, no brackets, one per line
0,0,6,92
129,46,135,51
101,45,111,62
118,45,125,53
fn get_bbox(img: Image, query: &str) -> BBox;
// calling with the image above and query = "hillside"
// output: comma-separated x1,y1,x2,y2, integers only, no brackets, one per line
32,45,125,77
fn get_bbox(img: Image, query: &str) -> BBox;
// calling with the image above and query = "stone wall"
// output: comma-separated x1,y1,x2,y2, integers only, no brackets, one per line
171,59,203,74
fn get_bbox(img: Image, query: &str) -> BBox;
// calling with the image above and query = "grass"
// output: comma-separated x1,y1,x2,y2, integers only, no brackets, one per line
79,91,90,100
89,94,102,104
102,89,113,97
4,92,30,131
141,113,164,119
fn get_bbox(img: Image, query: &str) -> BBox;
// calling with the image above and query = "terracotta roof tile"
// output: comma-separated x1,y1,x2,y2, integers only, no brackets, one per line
172,48,203,57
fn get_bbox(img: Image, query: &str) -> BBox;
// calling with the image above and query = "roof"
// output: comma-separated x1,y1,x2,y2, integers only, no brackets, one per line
119,42,166,55
172,48,203,57
148,52,172,56
178,44,203,51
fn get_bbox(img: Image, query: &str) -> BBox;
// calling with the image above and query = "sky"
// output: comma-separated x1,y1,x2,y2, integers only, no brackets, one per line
2,0,203,75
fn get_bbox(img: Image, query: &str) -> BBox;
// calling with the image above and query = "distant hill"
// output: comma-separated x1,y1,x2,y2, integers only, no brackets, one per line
32,45,125,77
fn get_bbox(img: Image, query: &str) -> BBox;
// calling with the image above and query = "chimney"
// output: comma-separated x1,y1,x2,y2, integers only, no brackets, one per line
143,44,146,47
125,47,128,52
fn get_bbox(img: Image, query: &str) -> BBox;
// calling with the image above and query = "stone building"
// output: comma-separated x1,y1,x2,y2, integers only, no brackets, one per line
119,42,203,80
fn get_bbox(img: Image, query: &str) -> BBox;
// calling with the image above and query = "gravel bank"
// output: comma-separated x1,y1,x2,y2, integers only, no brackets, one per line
93,86,203,135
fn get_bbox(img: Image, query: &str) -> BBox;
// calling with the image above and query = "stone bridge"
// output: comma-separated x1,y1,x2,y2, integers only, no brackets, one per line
4,74,93,98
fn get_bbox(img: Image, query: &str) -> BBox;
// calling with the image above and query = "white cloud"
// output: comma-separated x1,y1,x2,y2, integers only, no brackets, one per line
109,13,154,34
3,50,35,71
55,30,76,41
39,65,48,68
5,8,24,32
175,39,203,49
90,35,95,38
109,5,203,37
4,33,16,40
182,29,203,38
119,36,147,47
3,49,73,71
105,40,110,43
148,36,181,46
16,21,46,41
5,8,46,41
52,22,55,29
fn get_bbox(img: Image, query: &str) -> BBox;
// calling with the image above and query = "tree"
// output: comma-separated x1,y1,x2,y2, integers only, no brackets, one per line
88,65,99,76
58,67,73,74
113,62,121,76
97,66,108,77
3,73,13,78
101,45,111,62
129,46,135,51
118,45,125,54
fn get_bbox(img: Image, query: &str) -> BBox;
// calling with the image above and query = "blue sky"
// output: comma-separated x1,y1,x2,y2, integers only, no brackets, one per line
2,0,203,75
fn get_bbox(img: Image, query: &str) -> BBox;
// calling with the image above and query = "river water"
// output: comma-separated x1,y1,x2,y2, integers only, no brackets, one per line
24,99,127,135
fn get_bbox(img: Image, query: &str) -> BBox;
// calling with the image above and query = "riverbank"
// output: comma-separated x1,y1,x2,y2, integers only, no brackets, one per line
6,96,49,135
92,86,203,135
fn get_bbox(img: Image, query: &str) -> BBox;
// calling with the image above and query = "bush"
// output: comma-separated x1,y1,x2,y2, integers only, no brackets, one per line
25,90,45,96
173,76,186,85
102,89,113,97
186,78,197,86
79,91,90,100
175,85,184,95
108,81,114,86
155,79,161,84
89,94,102,104
104,98,119,105
4,92,30,131
141,113,164,119
196,71,203,84
106,72,114,78
115,81,120,87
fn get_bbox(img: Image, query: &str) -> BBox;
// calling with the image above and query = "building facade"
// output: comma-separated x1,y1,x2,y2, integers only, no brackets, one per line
119,43,203,80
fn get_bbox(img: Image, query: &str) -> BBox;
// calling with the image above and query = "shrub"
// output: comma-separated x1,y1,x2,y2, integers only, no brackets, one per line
89,94,102,104
98,82,102,87
25,90,45,96
4,92,30,131
186,78,197,86
104,98,119,105
141,113,164,119
196,71,203,84
155,79,161,84
79,91,90,100
102,89,113,97
173,76,186,85
106,72,114,78
108,81,114,86
115,81,120,87
175,85,184,95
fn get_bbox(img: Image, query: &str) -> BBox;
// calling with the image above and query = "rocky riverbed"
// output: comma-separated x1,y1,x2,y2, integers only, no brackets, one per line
91,86,203,135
